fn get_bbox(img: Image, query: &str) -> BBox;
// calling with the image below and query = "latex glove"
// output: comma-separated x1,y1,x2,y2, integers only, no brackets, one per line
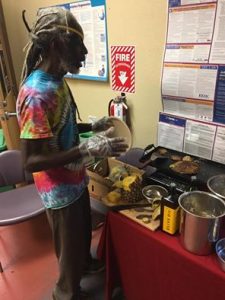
92,116,113,132
79,127,128,158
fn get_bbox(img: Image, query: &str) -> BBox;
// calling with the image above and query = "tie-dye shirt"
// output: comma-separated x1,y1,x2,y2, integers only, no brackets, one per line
16,69,88,209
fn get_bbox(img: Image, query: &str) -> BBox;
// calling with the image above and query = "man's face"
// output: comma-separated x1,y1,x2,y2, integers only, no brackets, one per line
62,32,88,74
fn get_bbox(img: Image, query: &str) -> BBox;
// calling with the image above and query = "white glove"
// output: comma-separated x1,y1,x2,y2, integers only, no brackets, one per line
79,127,128,158
92,116,113,132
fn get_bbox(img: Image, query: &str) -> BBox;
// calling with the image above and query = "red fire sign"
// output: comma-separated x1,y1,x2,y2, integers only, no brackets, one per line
111,46,135,93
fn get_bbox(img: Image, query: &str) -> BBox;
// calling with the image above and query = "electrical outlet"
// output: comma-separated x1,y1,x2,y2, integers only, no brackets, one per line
88,115,98,124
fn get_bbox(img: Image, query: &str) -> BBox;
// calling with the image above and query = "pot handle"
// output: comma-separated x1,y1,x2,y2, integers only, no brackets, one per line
208,218,220,242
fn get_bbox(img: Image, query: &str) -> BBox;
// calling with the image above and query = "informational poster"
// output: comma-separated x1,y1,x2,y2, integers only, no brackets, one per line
162,96,214,121
212,126,225,163
111,46,135,93
183,119,216,159
213,66,225,123
162,63,217,101
53,0,108,81
209,0,225,63
159,0,225,163
167,3,216,44
157,113,186,151
162,0,225,123
157,112,222,161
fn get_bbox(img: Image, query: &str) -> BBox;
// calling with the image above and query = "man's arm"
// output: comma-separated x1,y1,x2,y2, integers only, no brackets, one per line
21,138,82,173
21,127,129,173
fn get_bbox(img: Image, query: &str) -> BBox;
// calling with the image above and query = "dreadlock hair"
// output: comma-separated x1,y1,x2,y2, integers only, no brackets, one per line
21,7,83,85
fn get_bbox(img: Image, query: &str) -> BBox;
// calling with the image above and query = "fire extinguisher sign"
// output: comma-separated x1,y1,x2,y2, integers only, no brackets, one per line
111,46,135,93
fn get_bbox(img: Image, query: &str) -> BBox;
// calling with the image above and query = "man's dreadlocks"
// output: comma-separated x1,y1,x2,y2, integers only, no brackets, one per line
21,7,83,85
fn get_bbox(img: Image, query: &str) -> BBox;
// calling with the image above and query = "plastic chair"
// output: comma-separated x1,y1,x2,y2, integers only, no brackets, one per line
0,150,44,272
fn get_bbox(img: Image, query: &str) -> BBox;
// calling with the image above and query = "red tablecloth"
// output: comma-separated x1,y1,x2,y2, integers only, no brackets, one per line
98,211,225,300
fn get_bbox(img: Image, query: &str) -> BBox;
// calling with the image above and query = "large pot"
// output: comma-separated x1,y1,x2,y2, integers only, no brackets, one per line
178,191,225,255
207,174,225,200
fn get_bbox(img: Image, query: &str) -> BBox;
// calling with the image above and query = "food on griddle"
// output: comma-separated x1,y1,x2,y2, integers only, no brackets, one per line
182,155,193,162
169,160,199,175
171,154,182,161
158,148,168,155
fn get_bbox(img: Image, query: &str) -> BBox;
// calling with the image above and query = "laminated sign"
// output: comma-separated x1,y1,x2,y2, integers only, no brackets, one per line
111,46,135,93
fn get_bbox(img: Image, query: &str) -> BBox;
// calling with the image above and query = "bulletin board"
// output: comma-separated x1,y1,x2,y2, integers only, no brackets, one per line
53,0,108,81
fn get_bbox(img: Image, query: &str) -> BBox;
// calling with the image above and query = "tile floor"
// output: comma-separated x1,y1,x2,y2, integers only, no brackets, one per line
0,209,123,300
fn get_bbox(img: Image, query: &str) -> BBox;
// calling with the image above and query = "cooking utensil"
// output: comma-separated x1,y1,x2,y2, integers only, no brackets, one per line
207,174,225,200
179,191,225,255
142,185,168,204
139,144,156,163
111,202,152,211
216,238,225,272
92,158,109,177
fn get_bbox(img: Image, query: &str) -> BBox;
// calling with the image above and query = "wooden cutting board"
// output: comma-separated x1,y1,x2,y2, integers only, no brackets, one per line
119,208,160,231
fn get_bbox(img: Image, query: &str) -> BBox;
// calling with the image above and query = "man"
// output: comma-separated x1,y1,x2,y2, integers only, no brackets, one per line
17,7,128,300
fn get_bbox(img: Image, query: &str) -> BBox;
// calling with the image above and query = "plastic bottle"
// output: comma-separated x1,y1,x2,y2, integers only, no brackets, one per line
161,182,180,235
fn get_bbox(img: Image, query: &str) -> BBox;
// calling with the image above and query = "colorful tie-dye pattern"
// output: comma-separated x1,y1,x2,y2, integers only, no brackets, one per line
17,69,88,209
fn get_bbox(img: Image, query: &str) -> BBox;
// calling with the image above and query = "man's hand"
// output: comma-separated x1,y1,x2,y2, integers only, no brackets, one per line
79,127,128,158
92,116,113,132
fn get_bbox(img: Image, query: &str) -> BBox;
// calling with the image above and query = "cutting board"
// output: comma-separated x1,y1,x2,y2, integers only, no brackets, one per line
119,208,160,231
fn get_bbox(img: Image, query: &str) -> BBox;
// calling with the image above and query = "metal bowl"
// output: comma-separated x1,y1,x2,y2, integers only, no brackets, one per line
142,185,168,204
207,174,225,200
216,238,225,272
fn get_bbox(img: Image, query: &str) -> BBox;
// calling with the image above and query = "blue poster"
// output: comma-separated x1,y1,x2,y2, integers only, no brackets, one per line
159,113,186,127
213,66,225,124
67,0,108,82
48,0,108,82
169,0,181,7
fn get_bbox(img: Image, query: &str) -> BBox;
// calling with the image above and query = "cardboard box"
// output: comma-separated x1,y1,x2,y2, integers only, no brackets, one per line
87,158,143,200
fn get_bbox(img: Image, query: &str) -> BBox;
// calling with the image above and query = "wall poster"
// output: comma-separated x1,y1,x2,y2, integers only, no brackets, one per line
158,0,225,164
52,0,108,82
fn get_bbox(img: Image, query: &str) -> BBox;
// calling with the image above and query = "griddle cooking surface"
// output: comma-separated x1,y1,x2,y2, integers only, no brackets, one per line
148,148,225,190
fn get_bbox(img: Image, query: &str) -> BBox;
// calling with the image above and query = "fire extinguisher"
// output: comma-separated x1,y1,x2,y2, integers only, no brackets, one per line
108,92,128,123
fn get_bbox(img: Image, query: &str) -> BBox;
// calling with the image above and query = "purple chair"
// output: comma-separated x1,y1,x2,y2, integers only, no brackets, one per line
0,150,44,272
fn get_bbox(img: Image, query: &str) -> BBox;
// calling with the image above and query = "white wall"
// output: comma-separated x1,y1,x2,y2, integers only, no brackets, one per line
2,0,167,148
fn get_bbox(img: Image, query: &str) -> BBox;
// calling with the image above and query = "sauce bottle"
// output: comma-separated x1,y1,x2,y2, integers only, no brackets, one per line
161,182,180,235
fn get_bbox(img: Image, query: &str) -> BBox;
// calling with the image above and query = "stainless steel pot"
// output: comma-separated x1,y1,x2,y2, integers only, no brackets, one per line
178,191,225,255
207,174,225,200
